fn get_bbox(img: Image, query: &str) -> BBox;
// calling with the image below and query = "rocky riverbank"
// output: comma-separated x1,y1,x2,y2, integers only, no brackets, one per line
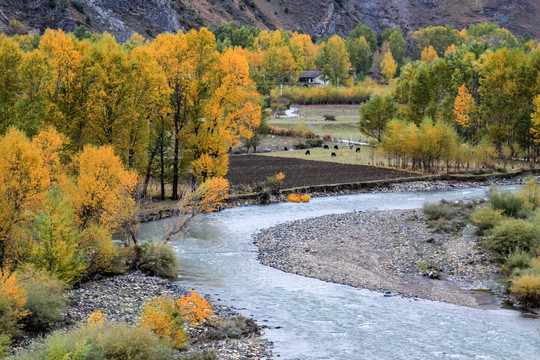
62,274,273,359
254,207,504,309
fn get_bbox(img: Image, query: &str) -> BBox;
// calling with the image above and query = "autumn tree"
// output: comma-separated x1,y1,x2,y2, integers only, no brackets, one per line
0,36,23,134
421,46,439,63
531,95,540,144
314,35,351,86
40,29,97,150
346,36,372,77
0,129,50,267
71,145,138,239
359,94,398,142
453,84,477,138
289,32,316,73
380,50,397,82
381,28,406,67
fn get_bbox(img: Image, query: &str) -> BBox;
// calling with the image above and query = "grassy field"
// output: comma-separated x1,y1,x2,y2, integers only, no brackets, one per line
257,145,395,168
269,105,370,142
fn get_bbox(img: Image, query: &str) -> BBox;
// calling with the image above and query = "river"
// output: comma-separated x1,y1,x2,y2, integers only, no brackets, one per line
137,186,540,360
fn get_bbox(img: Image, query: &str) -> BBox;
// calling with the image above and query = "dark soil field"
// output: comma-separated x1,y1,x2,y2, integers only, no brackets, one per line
226,155,417,189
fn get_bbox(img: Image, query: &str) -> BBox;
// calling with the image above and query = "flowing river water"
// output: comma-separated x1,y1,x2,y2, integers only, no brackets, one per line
138,186,540,359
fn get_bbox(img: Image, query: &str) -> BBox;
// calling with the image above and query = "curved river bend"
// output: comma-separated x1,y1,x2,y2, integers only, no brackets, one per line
138,187,540,360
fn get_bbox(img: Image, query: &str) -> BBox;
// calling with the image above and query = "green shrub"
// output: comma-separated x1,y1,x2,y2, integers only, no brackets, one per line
80,224,118,276
502,250,532,275
202,315,261,341
12,322,175,360
20,270,66,332
488,219,540,255
134,240,178,278
470,205,504,232
487,187,532,218
423,201,455,220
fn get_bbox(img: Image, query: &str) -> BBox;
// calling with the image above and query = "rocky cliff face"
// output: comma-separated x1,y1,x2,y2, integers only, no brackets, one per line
0,0,537,42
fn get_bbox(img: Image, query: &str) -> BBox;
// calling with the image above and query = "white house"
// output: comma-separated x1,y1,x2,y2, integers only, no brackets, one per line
298,70,329,86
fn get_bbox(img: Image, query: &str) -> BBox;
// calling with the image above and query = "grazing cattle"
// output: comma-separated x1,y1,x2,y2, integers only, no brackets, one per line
334,145,339,150
305,150,310,155
356,147,361,153
323,145,329,149
331,152,337,157
349,145,353,150
284,146,288,151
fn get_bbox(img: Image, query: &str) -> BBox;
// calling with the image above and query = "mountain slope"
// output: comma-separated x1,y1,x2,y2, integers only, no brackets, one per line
0,0,538,42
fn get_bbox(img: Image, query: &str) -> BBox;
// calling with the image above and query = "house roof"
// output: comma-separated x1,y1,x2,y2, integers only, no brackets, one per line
299,70,321,79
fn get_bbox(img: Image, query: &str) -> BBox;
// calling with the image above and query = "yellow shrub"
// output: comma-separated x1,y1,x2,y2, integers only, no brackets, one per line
510,274,540,306
140,297,187,349
179,289,214,327
300,195,311,202
286,194,301,203
87,310,106,328
0,270,28,321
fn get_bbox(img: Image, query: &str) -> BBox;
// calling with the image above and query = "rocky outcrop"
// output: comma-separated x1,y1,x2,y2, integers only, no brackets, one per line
0,0,537,42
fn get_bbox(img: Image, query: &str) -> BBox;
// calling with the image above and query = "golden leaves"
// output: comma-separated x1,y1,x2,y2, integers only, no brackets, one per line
421,45,438,63
453,84,477,128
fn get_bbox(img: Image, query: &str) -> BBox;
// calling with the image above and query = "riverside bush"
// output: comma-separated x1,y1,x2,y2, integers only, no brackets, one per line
488,219,540,255
20,270,66,331
286,193,301,203
509,260,540,306
140,297,188,349
300,194,310,202
470,205,504,232
135,240,178,278
510,274,540,306
423,201,455,220
502,250,532,275
12,321,175,360
487,188,532,218
79,223,118,275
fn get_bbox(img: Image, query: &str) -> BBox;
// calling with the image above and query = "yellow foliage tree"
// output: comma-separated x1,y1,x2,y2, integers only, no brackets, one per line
140,296,187,349
71,145,138,234
32,126,67,185
179,289,214,327
421,45,439,63
0,269,29,321
380,50,397,82
191,47,261,181
445,44,456,56
0,129,50,267
531,95,540,144
453,84,477,128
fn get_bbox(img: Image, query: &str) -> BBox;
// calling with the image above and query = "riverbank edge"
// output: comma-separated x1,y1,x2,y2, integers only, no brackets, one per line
15,273,273,359
252,207,525,311
138,168,536,222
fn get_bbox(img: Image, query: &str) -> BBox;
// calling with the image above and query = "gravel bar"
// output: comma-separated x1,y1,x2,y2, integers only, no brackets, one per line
254,208,503,309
